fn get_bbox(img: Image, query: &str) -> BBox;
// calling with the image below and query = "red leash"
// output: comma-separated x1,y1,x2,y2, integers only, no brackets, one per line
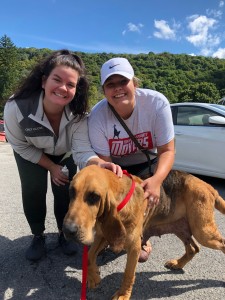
80,170,135,300
80,245,88,300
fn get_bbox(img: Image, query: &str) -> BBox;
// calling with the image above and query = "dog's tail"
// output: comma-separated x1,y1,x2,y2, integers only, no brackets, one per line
215,194,225,214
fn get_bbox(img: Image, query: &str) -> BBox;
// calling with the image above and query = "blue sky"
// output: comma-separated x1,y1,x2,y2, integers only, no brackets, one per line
1,0,225,58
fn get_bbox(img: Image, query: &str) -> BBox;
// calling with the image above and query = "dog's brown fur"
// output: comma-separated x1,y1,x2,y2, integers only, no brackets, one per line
63,165,225,300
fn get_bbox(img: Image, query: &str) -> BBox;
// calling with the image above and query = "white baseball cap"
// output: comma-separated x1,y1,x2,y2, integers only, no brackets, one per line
101,57,134,85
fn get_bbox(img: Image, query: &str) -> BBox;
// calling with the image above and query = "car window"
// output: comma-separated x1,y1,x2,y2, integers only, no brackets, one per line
176,106,217,126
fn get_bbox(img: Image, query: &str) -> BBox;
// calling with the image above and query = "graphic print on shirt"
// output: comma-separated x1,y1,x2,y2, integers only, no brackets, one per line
109,131,153,157
113,124,121,139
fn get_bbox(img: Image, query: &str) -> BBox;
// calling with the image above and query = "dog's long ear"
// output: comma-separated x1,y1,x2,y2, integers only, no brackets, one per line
99,190,126,253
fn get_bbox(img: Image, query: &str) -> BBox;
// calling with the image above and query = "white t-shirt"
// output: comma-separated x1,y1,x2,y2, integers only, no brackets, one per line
88,88,174,167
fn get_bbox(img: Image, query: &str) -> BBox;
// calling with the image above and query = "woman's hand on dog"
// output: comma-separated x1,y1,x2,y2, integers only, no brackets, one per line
141,176,160,207
87,157,123,177
98,161,123,177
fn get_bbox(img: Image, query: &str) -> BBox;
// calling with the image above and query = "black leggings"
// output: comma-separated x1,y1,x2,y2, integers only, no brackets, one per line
14,151,77,235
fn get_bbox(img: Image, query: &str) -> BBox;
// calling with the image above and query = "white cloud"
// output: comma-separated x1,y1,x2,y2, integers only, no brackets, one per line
122,23,144,35
206,8,223,18
187,15,216,34
121,1,225,57
184,0,225,57
219,1,224,8
200,48,213,56
212,47,225,58
153,20,176,40
128,23,144,33
206,1,224,18
186,15,218,47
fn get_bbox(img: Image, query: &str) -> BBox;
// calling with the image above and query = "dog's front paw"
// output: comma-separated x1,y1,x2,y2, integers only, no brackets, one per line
87,268,101,289
111,290,131,300
164,259,183,270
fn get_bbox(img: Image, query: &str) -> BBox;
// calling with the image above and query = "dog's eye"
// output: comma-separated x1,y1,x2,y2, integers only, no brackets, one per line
86,192,101,206
69,186,76,201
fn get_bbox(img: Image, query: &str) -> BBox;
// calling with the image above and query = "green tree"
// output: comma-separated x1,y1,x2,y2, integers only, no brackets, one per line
1,36,225,116
178,82,220,103
219,88,225,98
0,35,19,106
88,84,104,109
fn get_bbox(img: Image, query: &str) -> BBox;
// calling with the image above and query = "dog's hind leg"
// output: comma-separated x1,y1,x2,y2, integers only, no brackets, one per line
186,184,225,254
193,224,225,254
190,216,225,254
165,231,200,270
145,218,200,270
187,193,225,254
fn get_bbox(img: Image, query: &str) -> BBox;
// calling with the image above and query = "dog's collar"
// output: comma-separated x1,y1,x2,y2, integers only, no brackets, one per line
117,170,135,212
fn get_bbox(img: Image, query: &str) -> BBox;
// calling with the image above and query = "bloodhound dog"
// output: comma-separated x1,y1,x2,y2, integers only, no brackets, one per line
63,165,225,300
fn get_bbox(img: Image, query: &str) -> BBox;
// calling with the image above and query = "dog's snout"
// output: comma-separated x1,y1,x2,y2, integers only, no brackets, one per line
62,221,79,241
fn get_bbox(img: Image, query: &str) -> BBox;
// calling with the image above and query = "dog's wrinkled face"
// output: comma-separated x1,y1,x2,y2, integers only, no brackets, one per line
63,166,110,245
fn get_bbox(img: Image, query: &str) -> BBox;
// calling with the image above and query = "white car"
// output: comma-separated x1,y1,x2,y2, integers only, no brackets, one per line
170,102,225,179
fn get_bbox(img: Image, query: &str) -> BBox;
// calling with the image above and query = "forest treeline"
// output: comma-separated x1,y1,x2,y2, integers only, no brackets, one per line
1,34,225,116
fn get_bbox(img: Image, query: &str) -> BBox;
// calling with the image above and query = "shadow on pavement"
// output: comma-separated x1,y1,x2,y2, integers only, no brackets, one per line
1,233,224,300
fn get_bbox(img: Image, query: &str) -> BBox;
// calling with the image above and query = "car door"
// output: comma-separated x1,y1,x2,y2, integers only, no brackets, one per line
171,105,225,178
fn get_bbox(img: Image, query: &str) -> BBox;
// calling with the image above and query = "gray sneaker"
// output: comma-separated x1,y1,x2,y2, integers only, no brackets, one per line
25,235,46,261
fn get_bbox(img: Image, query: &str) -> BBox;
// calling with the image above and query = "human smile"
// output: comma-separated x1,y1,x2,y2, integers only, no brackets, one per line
54,92,67,99
114,93,126,98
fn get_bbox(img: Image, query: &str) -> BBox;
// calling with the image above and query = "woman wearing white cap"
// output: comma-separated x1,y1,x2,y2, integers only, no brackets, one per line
88,57,175,262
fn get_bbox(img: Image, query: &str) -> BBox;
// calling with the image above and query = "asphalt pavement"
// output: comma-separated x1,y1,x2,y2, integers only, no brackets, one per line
0,142,225,300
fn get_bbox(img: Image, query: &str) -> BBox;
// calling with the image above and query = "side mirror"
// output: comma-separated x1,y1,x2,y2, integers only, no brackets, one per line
209,116,225,125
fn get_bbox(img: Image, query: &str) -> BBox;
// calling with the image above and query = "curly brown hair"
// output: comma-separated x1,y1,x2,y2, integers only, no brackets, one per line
10,49,89,118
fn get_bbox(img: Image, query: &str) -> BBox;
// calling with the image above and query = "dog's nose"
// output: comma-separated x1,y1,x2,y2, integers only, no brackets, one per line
62,221,79,241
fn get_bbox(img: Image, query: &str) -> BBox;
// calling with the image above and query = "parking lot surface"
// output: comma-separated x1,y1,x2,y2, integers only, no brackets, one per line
0,142,225,300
